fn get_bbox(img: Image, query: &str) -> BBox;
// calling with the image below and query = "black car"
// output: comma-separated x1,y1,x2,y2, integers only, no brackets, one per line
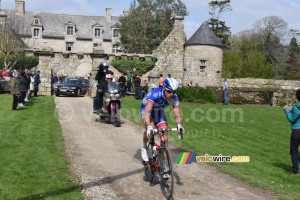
54,78,89,97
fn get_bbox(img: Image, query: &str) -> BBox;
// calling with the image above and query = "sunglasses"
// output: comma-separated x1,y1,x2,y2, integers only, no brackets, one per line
166,89,176,94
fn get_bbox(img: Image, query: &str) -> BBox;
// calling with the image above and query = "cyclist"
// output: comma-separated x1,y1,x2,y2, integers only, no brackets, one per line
93,62,114,113
140,77,185,178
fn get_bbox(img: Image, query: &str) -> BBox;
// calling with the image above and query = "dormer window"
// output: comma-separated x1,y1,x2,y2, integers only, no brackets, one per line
95,28,101,37
113,29,119,37
34,29,39,38
67,26,74,35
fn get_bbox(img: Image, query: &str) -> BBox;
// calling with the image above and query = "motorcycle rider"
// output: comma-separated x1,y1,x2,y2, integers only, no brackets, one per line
93,61,114,113
140,77,185,179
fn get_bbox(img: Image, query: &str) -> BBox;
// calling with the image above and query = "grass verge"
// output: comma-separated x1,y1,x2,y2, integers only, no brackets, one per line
0,94,83,199
121,96,300,200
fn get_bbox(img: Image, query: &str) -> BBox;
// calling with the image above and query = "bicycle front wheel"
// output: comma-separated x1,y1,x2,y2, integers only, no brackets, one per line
158,147,174,200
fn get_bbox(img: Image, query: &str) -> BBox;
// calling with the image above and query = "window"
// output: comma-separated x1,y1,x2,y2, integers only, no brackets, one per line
66,42,74,51
34,29,39,38
95,28,101,37
200,60,206,66
200,66,206,73
67,26,74,35
113,29,119,37
112,45,119,53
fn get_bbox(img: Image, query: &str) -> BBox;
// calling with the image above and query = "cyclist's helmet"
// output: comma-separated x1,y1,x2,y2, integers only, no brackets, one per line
106,74,113,80
99,61,109,71
163,78,179,92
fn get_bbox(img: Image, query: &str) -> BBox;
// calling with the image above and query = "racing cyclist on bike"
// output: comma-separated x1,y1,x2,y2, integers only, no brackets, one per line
140,77,185,179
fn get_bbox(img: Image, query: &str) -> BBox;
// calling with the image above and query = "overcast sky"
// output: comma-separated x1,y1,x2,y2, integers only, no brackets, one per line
1,0,299,40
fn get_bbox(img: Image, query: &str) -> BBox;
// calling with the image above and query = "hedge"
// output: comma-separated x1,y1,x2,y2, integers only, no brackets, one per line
110,58,155,75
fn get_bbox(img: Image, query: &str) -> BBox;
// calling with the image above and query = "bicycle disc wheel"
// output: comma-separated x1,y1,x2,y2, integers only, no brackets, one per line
158,148,174,200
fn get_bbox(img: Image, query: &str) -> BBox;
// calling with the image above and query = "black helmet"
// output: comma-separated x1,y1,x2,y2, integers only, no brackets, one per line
99,62,109,71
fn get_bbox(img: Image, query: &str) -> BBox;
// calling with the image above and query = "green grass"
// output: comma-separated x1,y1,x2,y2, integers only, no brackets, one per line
121,97,300,200
0,94,83,200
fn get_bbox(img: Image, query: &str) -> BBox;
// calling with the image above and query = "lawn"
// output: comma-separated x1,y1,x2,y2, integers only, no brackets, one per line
0,94,83,199
121,96,300,200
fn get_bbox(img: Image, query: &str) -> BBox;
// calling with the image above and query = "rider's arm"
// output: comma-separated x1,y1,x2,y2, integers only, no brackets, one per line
173,107,182,125
144,101,154,127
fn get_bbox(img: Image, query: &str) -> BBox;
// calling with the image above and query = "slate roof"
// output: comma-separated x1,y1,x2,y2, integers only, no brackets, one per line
186,22,224,47
3,10,120,40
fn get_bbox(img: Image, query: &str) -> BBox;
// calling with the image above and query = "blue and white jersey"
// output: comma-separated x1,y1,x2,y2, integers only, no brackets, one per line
140,87,179,111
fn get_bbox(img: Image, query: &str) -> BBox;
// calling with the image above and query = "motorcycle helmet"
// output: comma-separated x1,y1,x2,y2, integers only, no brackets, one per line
99,61,109,71
106,74,113,80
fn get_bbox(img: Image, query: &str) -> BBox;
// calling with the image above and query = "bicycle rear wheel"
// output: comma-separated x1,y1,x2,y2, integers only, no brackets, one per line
158,147,174,200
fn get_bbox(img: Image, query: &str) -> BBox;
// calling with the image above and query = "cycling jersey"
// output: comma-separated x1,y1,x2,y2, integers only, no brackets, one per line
140,87,179,129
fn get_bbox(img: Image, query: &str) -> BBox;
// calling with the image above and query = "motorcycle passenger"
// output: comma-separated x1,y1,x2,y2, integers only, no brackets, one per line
140,77,185,179
93,62,114,113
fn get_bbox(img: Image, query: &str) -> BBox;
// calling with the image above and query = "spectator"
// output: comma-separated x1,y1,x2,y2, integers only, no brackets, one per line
223,78,229,105
168,74,171,78
52,73,58,85
195,81,200,87
118,73,126,98
10,72,21,111
187,79,193,87
284,89,300,176
18,71,28,107
2,69,8,77
159,74,164,87
139,80,148,100
58,73,64,83
24,69,31,102
34,70,41,97
132,69,137,93
29,71,35,97
134,75,141,100
126,71,132,93
8,69,14,77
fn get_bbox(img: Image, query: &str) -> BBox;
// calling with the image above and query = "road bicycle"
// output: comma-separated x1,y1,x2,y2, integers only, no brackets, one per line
142,128,183,200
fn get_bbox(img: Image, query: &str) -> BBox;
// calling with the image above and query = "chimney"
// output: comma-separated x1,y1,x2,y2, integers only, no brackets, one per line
173,16,184,29
123,9,130,16
15,0,25,16
106,8,111,22
0,12,7,25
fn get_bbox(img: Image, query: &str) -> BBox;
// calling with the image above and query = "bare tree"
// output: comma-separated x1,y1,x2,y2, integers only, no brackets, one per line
0,11,28,70
253,16,289,79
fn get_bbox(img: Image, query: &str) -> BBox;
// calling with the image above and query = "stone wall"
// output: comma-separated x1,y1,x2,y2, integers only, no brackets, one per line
225,78,300,106
150,16,186,87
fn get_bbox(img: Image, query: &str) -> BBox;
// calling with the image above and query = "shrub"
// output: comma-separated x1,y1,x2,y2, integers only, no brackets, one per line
110,58,155,75
177,87,216,104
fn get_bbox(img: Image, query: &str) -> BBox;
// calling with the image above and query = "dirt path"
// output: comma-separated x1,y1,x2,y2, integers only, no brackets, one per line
55,96,275,200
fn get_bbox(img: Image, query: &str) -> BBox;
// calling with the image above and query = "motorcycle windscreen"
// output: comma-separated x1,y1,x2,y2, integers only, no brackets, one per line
107,82,119,94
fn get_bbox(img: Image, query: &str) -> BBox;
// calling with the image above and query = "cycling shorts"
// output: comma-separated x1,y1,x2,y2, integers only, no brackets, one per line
140,108,168,129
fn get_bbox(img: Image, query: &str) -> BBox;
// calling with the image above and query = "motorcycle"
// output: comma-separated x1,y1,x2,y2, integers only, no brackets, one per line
99,82,122,127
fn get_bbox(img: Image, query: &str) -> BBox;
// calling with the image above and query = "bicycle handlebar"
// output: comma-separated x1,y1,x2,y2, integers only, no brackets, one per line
151,128,183,140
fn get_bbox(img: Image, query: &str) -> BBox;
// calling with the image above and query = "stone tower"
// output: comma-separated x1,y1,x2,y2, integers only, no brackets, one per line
184,22,224,87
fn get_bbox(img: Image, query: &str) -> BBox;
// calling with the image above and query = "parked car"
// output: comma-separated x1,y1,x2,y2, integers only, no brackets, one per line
54,78,89,97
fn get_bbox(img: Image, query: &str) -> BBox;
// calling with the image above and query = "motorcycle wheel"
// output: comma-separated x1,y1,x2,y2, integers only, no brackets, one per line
115,108,121,127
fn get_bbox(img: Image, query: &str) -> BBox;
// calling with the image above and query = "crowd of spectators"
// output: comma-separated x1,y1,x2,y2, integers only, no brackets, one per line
5,68,41,111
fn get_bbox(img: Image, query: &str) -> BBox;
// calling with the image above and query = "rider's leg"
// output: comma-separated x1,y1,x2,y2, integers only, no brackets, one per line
141,116,155,162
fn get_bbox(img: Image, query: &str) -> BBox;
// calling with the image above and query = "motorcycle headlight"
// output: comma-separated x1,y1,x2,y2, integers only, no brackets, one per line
115,94,119,98
110,94,114,97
